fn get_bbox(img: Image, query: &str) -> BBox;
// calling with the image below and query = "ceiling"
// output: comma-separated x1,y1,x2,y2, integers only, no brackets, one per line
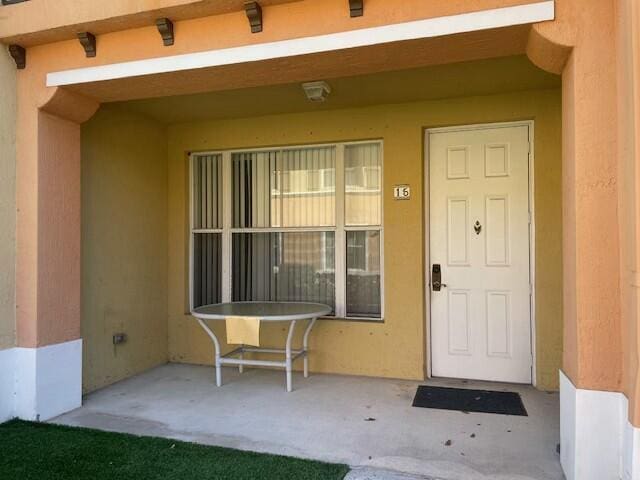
114,55,560,125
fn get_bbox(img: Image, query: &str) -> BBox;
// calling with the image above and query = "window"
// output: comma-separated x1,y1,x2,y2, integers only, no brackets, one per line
191,154,223,308
190,141,383,320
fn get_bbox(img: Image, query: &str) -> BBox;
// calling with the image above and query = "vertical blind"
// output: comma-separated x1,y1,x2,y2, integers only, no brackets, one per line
346,230,381,317
345,143,382,317
345,143,381,226
232,147,336,228
231,146,336,312
192,142,382,318
232,151,274,228
192,154,223,308
193,233,222,307
193,154,223,229
275,147,335,227
232,232,335,311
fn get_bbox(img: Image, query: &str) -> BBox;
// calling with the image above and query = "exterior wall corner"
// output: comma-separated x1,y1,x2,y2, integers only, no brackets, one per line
560,369,640,480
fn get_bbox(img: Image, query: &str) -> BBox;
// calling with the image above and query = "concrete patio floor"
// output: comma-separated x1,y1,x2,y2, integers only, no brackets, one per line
53,364,563,480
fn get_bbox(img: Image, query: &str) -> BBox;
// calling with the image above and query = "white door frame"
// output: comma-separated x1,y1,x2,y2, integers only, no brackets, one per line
423,120,536,386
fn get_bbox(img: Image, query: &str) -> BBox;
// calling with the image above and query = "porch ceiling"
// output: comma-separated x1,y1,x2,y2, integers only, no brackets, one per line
114,55,559,124
60,24,541,104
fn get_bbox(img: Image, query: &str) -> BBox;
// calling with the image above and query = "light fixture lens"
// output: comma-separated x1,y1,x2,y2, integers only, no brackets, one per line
302,81,331,102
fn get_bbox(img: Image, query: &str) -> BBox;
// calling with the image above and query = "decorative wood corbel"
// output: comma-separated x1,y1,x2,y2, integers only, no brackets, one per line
156,18,174,46
8,45,25,69
349,0,363,17
244,1,263,33
77,32,97,58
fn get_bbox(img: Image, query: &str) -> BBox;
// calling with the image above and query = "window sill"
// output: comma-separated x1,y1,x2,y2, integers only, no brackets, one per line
321,316,384,323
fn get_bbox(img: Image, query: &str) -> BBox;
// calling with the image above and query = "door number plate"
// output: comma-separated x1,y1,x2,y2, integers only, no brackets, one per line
393,185,411,200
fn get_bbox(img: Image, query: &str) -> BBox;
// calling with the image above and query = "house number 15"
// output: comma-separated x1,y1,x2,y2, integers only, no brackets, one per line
393,185,411,200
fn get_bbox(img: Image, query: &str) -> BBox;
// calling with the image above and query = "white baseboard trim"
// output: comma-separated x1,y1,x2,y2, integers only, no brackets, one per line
0,347,16,422
0,339,82,422
560,370,640,480
623,397,640,480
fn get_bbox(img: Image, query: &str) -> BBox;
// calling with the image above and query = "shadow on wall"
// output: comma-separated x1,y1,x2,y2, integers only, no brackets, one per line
0,48,17,351
80,105,169,393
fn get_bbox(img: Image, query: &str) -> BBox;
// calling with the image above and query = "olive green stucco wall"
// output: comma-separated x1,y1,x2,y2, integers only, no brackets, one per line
79,89,561,391
81,105,169,392
164,89,563,390
0,48,16,351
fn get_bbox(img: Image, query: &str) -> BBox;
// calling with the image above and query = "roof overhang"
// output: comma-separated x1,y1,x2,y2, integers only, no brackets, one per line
43,1,554,103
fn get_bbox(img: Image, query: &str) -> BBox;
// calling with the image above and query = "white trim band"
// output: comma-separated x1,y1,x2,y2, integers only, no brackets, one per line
560,370,640,480
0,339,83,422
0,347,17,422
47,1,554,87
624,413,640,480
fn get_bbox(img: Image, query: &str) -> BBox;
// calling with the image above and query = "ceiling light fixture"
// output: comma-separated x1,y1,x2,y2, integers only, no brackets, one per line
302,81,331,103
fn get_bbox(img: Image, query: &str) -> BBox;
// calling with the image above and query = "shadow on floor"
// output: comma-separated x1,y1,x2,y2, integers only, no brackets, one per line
53,364,563,480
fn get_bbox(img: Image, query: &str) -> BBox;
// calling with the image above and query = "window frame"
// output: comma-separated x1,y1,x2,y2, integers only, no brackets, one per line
189,139,384,321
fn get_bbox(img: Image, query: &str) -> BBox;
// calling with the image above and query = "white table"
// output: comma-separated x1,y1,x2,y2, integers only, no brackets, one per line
191,302,332,392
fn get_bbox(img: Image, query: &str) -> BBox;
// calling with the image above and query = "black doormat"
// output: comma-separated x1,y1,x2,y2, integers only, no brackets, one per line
412,386,528,416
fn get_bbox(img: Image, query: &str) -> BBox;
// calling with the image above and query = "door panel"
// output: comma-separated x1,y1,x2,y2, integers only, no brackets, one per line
429,124,531,384
485,195,509,266
486,290,511,357
448,289,471,354
448,197,469,265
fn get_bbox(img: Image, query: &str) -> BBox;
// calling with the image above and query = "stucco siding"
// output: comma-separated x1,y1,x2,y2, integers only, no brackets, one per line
81,105,168,393
0,48,16,351
167,89,563,390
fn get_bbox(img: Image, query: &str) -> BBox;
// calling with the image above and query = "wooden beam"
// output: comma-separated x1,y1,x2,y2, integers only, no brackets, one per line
244,1,263,33
8,44,25,69
349,0,363,17
77,32,96,58
156,18,175,46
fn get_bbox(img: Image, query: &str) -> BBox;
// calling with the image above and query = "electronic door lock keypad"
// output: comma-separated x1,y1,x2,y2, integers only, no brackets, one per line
432,264,446,291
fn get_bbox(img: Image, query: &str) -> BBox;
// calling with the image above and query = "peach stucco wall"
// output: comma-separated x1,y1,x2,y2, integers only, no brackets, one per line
15,85,97,348
529,0,625,394
0,0,299,46
0,0,544,47
36,111,82,345
528,0,640,424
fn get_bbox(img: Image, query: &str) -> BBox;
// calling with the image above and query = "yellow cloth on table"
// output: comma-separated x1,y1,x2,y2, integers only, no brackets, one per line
225,316,261,346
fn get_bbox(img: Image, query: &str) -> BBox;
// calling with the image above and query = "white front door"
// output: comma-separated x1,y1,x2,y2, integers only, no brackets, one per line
428,124,532,384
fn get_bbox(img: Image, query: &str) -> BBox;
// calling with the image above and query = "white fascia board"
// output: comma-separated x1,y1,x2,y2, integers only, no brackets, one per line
47,1,554,87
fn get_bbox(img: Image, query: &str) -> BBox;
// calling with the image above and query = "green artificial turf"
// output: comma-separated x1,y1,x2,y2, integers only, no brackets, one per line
0,419,349,480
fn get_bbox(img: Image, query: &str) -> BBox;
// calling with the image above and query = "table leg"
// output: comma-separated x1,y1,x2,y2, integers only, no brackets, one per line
197,318,223,387
285,320,297,392
303,317,317,378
